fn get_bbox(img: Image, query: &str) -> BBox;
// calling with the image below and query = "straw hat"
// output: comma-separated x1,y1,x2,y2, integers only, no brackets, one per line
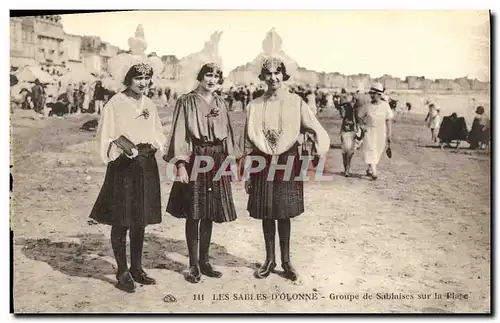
368,82,384,95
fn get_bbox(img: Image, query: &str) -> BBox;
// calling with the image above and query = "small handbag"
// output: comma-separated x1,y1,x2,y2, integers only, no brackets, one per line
386,143,392,158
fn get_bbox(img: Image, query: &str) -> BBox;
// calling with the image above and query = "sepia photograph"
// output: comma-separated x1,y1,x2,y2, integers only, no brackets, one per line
9,9,491,314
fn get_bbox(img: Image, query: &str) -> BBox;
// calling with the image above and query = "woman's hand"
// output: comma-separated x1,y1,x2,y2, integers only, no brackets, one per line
244,179,251,194
177,164,189,183
312,155,320,168
125,148,139,159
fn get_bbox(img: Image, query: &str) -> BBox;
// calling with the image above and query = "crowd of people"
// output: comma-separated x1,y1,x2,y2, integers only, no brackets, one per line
9,74,181,117
10,67,490,154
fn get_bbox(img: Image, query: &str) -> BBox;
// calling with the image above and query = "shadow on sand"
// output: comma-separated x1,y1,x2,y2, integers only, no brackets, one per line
331,171,367,180
17,233,255,287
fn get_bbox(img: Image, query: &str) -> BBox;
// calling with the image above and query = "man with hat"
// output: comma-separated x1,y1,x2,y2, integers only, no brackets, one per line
358,83,394,180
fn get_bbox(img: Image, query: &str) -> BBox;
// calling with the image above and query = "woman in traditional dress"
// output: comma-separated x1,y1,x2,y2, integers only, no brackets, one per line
164,62,239,284
241,57,330,281
89,27,166,293
358,83,394,180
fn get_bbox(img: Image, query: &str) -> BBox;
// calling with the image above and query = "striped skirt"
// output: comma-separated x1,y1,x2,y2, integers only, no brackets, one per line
247,144,305,220
166,142,237,223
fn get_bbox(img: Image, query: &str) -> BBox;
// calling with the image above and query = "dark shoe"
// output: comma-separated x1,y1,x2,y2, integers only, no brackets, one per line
344,171,351,178
254,261,276,279
116,271,136,293
185,265,201,283
130,268,156,285
200,262,223,278
282,262,298,281
370,173,378,180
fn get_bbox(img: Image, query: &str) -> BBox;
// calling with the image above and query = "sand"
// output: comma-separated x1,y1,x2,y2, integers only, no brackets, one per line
11,93,490,313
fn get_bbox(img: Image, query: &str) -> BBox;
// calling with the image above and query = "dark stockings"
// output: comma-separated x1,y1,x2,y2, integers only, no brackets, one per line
255,219,276,278
255,219,297,281
277,219,297,281
110,225,146,275
185,219,201,283
185,218,221,283
111,226,128,275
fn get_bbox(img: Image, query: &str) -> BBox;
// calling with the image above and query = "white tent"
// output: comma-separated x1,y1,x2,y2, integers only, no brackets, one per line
15,65,55,84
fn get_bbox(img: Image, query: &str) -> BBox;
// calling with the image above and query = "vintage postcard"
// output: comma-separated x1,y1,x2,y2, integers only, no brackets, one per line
10,10,490,313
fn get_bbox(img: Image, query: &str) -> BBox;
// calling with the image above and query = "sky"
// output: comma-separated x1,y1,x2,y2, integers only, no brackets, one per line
61,10,490,81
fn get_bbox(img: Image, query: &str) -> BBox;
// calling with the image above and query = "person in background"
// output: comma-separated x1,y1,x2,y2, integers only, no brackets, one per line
306,89,317,114
56,85,75,115
339,93,361,177
74,83,86,114
31,79,45,114
93,81,106,115
246,85,252,106
358,83,393,180
468,106,490,150
158,88,168,107
226,86,234,111
425,103,441,143
165,87,171,102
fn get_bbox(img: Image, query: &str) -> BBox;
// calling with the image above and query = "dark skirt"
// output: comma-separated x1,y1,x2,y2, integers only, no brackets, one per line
247,143,305,220
89,143,162,228
166,142,237,223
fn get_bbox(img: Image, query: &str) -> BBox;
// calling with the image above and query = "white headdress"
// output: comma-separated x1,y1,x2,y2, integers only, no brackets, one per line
107,25,163,90
250,28,299,81
177,31,224,94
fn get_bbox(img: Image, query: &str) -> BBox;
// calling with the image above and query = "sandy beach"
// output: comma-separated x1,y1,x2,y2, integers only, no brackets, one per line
11,93,490,313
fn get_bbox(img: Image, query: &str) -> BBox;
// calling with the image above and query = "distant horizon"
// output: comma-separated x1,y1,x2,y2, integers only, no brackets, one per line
59,11,490,82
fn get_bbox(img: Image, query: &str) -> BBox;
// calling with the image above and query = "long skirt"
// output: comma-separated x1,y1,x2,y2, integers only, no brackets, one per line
362,124,386,165
166,142,237,223
89,143,162,228
247,143,304,220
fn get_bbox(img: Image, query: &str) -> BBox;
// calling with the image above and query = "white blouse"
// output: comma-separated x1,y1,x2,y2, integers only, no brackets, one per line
96,92,167,163
243,88,330,156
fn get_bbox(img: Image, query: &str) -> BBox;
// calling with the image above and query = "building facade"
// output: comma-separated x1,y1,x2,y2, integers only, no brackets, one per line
64,33,83,71
10,17,37,67
34,15,66,75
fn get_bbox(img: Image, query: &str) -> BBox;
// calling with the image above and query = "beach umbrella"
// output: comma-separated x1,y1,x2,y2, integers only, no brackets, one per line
59,66,97,86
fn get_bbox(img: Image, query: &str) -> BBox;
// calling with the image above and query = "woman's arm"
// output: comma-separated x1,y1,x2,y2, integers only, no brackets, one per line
163,96,192,165
300,98,331,156
386,119,392,143
151,103,167,155
95,99,122,163
386,103,394,143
